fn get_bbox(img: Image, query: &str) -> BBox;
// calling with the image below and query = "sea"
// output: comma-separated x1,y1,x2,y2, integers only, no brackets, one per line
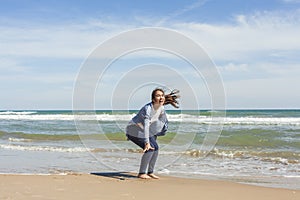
0,109,299,189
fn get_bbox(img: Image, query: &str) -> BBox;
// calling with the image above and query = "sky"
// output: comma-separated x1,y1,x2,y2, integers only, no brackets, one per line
1,0,300,110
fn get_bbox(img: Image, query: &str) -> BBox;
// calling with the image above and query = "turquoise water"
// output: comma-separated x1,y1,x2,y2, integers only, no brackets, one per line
0,110,299,189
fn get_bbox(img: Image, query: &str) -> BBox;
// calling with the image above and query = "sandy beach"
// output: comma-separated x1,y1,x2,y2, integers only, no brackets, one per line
0,173,298,200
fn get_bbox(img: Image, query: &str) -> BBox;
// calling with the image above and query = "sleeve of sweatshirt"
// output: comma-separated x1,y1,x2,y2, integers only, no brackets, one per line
143,105,151,144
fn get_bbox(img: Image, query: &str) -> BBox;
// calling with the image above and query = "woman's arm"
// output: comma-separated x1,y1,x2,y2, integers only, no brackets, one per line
143,105,154,152
144,114,150,144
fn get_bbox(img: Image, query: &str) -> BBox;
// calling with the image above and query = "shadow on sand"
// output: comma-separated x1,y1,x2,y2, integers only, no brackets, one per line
90,172,137,180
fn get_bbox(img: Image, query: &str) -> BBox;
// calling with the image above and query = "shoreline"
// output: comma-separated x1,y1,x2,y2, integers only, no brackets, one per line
0,173,299,200
0,172,299,190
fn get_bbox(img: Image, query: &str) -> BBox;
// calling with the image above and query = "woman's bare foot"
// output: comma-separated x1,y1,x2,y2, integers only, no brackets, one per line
148,174,160,179
137,174,151,179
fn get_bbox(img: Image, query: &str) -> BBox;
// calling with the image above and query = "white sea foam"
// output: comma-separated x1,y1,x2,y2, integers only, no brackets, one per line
0,111,37,115
0,113,299,126
8,137,32,142
0,114,134,121
0,144,91,153
222,117,300,126
283,175,300,178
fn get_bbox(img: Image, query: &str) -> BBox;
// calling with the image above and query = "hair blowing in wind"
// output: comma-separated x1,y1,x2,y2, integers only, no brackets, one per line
164,89,180,108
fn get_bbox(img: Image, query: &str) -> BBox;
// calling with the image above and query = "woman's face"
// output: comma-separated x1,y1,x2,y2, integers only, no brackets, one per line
153,90,165,106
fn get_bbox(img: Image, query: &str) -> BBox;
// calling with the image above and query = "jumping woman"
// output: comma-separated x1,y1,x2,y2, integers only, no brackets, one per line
126,88,180,179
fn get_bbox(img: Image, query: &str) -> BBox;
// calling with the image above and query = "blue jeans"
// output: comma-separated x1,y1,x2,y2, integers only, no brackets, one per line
126,134,159,174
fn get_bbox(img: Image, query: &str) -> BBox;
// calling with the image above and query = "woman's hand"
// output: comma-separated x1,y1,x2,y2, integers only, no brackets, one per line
143,142,154,153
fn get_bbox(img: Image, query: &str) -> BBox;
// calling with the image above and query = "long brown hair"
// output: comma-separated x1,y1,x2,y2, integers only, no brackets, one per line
151,88,180,108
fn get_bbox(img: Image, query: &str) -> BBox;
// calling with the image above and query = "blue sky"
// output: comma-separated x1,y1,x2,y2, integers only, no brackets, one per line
1,0,300,109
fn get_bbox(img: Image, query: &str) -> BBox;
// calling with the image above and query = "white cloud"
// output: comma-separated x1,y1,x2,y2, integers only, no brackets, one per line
0,21,133,59
1,10,299,62
218,63,249,72
155,0,208,26
1,10,300,109
173,10,300,61
0,58,28,72
282,0,300,3
218,61,300,82
224,77,300,108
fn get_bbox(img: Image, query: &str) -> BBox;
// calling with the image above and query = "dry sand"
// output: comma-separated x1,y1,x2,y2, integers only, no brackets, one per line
0,172,299,200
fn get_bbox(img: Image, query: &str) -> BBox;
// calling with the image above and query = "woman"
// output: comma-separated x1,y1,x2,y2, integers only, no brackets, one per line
126,88,180,179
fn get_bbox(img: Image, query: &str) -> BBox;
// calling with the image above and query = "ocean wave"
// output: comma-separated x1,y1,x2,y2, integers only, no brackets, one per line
0,144,91,153
222,117,300,126
8,137,32,142
0,111,37,115
0,113,300,126
0,131,82,141
183,148,300,165
0,143,143,154
0,114,133,121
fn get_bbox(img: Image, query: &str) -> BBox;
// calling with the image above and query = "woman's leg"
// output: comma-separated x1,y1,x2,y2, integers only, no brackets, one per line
147,151,158,173
147,136,159,176
139,151,154,175
126,135,154,177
